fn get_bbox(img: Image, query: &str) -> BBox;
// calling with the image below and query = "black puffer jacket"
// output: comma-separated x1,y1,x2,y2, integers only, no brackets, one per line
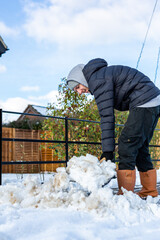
83,58,160,152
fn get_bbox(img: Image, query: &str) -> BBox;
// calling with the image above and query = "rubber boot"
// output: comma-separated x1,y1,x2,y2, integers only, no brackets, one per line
117,169,136,195
137,169,158,198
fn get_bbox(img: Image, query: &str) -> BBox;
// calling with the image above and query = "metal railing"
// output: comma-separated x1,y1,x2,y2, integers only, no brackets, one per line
0,109,102,185
0,109,160,185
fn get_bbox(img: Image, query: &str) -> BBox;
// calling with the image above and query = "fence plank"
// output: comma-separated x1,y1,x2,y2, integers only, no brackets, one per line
2,128,61,173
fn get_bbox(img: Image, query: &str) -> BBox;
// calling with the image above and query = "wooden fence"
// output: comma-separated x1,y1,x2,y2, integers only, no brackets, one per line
2,127,160,173
2,127,62,173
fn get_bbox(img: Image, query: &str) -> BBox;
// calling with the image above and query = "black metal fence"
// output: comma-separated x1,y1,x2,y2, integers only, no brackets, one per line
0,109,160,185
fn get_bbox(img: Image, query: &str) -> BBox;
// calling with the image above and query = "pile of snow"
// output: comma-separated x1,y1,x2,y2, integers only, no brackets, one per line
66,154,116,191
1,154,160,239
0,154,160,223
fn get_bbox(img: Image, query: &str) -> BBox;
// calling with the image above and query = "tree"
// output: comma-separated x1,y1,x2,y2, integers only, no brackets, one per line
42,78,101,160
46,78,99,119
150,119,160,168
3,118,43,130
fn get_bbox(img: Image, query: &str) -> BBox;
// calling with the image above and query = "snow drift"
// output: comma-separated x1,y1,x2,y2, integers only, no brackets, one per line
0,154,160,224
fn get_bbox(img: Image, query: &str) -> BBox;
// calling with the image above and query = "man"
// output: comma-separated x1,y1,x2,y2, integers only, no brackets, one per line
67,58,160,197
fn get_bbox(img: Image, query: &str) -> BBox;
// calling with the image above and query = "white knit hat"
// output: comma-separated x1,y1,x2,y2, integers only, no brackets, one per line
67,64,88,90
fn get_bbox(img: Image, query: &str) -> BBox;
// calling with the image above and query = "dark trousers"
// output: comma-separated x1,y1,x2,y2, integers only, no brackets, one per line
118,106,160,172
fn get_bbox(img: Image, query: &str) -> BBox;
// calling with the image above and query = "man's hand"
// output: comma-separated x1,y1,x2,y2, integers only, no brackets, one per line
100,152,114,163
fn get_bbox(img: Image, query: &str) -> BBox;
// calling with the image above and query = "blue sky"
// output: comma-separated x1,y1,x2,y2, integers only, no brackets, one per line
0,0,160,117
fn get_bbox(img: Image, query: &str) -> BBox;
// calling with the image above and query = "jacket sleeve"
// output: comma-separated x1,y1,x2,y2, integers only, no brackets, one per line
91,77,115,152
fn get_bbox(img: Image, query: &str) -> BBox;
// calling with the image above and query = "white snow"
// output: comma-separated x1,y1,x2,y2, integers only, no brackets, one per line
0,154,160,240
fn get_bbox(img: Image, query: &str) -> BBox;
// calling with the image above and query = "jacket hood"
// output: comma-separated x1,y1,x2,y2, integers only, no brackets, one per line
83,58,108,81
67,64,88,90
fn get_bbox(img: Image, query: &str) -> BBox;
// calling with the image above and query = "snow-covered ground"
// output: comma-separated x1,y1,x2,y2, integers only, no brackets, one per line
1,154,160,240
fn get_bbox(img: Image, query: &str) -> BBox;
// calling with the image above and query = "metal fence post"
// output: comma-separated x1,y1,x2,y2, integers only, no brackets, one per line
65,117,69,165
0,109,2,185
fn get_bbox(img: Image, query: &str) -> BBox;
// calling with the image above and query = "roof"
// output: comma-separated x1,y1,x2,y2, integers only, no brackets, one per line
31,105,48,115
0,36,8,57
17,104,48,121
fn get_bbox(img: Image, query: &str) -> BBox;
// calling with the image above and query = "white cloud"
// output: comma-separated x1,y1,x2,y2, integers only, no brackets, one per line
0,64,7,73
20,85,40,92
23,0,160,47
0,90,59,118
0,97,38,122
0,97,38,112
29,90,59,105
0,91,59,122
0,21,19,36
